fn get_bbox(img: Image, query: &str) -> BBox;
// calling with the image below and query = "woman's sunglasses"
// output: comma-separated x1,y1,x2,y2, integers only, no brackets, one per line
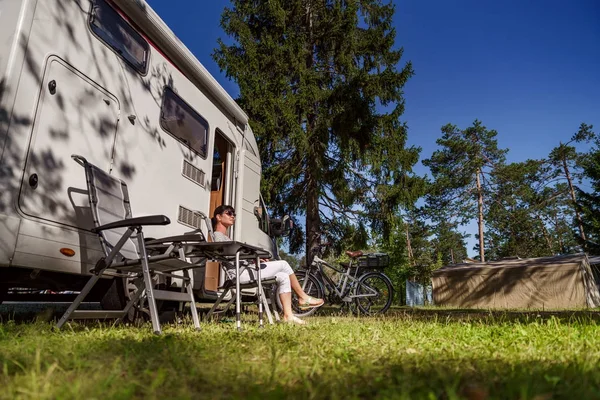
223,211,236,217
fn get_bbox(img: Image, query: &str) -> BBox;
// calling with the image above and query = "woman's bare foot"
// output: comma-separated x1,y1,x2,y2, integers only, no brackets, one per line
283,315,306,325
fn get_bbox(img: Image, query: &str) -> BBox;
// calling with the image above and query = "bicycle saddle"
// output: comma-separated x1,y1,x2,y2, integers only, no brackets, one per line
346,250,363,258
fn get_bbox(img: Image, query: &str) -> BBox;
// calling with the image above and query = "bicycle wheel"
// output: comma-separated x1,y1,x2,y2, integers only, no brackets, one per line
354,272,393,315
276,271,324,317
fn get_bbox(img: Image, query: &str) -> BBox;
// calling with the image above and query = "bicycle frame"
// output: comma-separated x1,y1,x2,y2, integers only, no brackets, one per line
306,255,379,302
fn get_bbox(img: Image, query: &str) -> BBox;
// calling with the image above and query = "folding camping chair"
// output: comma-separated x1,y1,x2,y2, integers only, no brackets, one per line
198,214,280,326
56,155,206,335
206,265,280,326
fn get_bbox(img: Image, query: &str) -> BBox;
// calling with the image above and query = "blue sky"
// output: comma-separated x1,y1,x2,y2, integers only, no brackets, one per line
146,0,600,255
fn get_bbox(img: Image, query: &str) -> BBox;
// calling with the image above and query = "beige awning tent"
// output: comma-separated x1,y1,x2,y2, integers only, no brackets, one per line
432,254,600,309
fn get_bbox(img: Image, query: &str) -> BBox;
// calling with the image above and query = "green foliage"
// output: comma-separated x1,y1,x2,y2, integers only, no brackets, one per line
549,123,596,176
481,123,597,260
423,120,507,226
278,249,300,270
3,314,600,398
423,121,595,261
430,220,468,265
549,122,597,242
575,125,600,251
214,0,423,258
423,120,507,261
377,209,466,304
486,159,560,259
378,214,410,304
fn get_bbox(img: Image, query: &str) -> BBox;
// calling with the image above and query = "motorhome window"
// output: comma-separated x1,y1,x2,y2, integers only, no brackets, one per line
244,139,257,157
160,88,209,158
257,197,269,234
89,0,149,74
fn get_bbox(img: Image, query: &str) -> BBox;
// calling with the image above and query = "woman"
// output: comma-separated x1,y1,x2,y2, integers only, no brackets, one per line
211,205,324,324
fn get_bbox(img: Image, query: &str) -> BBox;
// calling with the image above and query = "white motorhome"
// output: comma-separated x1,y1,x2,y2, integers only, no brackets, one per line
0,0,284,305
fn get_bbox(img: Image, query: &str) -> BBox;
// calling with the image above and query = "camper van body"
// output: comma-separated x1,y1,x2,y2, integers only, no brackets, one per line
0,0,274,298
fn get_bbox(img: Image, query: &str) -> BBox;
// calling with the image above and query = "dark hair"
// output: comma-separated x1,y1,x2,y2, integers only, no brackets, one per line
213,205,235,218
212,205,235,229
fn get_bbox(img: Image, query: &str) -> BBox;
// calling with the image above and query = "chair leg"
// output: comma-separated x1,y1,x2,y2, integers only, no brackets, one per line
138,233,161,335
176,248,200,330
56,273,102,329
56,257,113,329
255,255,264,328
183,269,201,330
235,251,242,331
57,228,137,330
262,290,274,325
269,286,280,322
206,288,233,319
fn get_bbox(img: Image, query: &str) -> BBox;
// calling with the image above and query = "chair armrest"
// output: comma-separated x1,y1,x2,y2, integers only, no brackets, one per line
145,233,206,246
91,215,170,233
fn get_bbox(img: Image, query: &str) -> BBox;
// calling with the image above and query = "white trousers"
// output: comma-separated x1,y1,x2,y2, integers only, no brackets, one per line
236,259,294,294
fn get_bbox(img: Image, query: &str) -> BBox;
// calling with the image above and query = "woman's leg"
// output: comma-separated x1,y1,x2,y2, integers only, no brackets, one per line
259,260,323,305
278,292,295,321
289,273,324,306
238,267,304,323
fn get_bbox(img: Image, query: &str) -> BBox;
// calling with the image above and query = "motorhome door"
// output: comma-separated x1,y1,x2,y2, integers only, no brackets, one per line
233,136,261,242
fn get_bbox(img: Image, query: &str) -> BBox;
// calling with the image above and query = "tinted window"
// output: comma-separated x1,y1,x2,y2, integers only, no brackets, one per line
160,87,209,158
256,197,270,234
89,0,149,74
244,138,257,157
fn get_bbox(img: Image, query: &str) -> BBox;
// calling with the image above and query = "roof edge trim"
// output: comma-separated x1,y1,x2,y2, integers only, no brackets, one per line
112,0,248,126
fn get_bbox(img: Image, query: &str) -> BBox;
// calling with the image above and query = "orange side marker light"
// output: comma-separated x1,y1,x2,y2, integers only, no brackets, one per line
60,248,76,257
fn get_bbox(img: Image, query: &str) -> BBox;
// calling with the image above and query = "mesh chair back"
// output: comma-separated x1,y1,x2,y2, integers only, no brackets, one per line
203,212,216,242
80,158,139,260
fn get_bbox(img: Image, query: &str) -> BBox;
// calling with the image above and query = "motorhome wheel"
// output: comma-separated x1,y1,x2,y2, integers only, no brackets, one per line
99,276,146,322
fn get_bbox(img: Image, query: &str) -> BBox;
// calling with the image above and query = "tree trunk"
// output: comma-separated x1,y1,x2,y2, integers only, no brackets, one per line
476,168,485,262
562,156,586,242
554,213,565,253
305,165,320,267
405,222,414,266
537,215,554,253
304,2,319,265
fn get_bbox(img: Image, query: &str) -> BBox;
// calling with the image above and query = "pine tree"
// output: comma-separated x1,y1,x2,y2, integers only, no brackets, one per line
548,123,596,243
430,220,468,265
213,0,422,260
423,120,507,262
486,160,557,259
574,124,600,251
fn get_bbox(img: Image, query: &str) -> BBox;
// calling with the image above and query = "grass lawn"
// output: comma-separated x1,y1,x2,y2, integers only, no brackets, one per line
1,310,600,399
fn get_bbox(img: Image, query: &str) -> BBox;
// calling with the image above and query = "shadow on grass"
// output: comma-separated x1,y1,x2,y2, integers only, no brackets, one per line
384,306,600,324
1,319,600,399
4,303,600,328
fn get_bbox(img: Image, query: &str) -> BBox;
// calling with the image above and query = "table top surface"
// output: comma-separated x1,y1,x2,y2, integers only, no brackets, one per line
189,241,272,258
145,236,272,259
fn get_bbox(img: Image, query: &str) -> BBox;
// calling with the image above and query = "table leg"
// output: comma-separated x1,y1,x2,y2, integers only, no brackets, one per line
256,254,264,328
235,250,242,331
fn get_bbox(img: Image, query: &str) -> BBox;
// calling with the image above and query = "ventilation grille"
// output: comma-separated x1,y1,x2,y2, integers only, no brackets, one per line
182,160,205,187
177,205,202,229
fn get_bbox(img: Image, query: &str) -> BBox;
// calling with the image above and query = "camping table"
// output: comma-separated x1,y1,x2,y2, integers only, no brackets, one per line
180,240,273,330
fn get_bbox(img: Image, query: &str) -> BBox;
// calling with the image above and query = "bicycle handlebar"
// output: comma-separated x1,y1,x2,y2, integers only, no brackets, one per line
311,255,325,264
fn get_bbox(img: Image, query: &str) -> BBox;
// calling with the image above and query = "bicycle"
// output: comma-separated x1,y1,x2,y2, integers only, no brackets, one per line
286,244,394,316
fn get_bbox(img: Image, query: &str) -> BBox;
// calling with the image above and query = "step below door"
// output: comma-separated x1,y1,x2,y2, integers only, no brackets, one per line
18,56,119,230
